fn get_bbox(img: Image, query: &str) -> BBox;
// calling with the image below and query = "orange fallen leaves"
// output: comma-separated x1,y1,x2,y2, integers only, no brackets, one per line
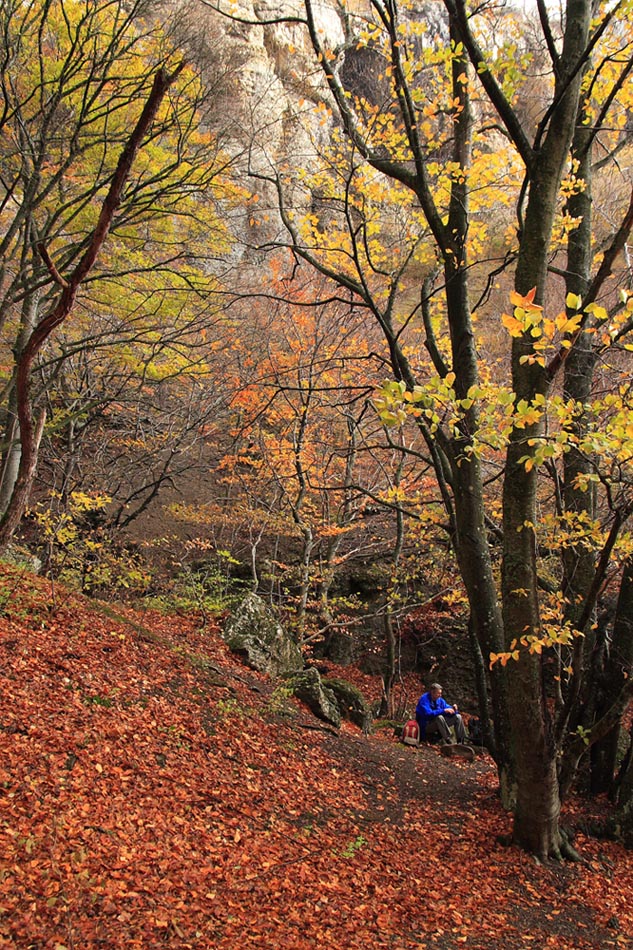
0,566,632,948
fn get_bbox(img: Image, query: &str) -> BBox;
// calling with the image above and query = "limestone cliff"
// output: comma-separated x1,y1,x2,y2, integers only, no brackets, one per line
179,0,345,257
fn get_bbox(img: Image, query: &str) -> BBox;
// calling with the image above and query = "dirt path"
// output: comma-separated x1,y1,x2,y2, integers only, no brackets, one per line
316,728,630,950
326,729,492,817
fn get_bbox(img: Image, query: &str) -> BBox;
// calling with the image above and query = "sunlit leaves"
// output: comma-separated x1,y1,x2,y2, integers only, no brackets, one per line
0,0,242,510
500,287,633,372
292,20,519,281
0,0,238,327
375,283,633,509
512,393,546,429
490,591,582,669
375,372,517,451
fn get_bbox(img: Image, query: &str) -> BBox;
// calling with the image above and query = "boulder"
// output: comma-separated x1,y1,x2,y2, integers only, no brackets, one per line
285,668,341,728
323,629,356,665
322,677,371,731
3,544,42,574
222,593,303,677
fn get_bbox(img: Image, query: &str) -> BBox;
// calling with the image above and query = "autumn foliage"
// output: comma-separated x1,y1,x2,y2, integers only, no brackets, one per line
0,565,632,949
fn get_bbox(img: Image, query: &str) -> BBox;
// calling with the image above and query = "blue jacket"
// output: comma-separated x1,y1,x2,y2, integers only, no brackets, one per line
416,691,452,736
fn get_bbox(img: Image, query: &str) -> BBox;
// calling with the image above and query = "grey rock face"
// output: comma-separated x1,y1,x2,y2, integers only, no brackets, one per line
323,677,371,731
284,667,341,727
222,592,303,677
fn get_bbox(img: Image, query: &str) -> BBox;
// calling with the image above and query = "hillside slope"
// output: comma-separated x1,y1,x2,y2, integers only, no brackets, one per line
0,566,631,950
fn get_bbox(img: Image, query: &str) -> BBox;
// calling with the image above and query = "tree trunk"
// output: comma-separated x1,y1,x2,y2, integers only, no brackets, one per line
591,560,633,793
451,452,511,790
561,126,596,634
512,677,562,858
380,607,397,719
502,0,591,853
468,613,495,755
440,15,514,795
296,523,315,633
0,289,41,520
615,726,633,845
0,407,22,520
555,97,603,795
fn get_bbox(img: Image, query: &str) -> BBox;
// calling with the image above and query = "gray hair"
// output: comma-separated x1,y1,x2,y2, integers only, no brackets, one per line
430,682,443,691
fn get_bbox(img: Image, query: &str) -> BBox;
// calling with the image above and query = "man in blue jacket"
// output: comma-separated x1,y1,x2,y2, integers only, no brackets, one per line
416,682,466,744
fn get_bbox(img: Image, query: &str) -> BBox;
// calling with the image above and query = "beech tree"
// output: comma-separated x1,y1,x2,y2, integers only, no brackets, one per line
210,0,633,858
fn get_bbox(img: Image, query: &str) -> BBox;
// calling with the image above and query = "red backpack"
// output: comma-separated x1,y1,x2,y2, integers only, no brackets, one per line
401,719,420,746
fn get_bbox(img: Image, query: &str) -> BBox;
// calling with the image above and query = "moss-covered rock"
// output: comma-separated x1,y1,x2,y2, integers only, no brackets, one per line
322,677,371,731
222,592,303,677
284,667,341,727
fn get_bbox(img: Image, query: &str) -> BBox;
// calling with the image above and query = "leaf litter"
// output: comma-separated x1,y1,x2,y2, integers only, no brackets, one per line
0,566,631,949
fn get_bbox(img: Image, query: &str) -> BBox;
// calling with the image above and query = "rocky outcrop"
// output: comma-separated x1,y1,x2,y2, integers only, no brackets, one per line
187,0,342,262
284,667,341,727
322,676,371,731
222,592,303,676
3,545,42,574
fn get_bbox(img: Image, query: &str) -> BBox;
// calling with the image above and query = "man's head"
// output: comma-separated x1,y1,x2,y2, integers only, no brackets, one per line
430,683,443,700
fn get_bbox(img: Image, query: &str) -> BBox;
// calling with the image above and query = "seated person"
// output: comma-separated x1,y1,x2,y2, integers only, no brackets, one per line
416,682,466,744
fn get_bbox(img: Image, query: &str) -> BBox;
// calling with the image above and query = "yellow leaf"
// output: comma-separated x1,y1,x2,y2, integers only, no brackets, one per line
584,303,607,322
502,312,524,337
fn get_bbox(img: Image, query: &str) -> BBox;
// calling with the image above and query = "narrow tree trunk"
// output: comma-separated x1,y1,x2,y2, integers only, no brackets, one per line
0,408,22,520
441,15,513,796
468,613,495,755
380,607,397,719
615,728,633,844
317,414,357,629
591,561,633,792
556,106,602,794
561,129,596,631
380,461,405,718
0,290,40,519
296,523,315,633
451,456,510,788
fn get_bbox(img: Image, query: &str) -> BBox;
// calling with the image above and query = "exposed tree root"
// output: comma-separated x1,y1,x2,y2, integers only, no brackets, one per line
497,827,583,863
552,828,583,863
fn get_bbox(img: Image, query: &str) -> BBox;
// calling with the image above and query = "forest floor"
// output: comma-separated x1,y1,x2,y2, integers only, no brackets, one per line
0,564,632,950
